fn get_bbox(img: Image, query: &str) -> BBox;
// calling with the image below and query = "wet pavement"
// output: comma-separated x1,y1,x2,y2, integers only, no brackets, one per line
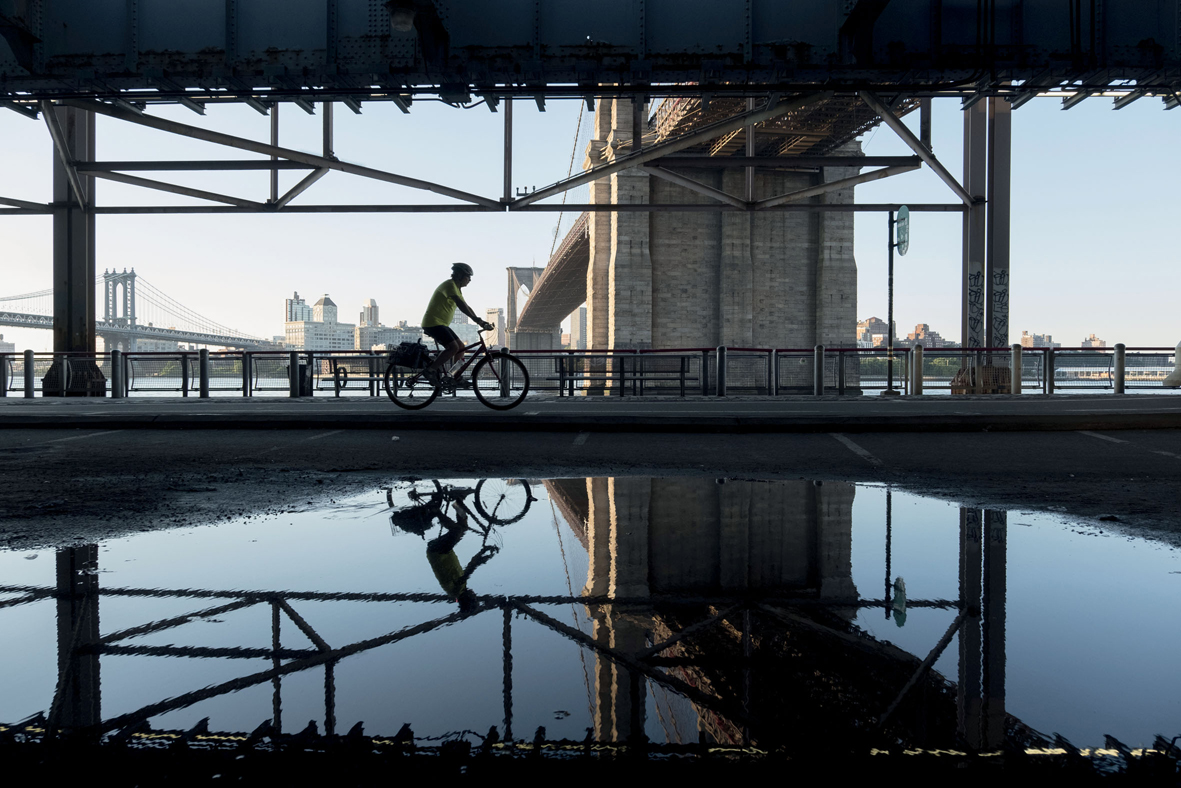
3,477,1179,764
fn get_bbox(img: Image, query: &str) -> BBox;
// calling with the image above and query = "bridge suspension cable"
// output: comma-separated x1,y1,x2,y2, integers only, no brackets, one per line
133,277,264,340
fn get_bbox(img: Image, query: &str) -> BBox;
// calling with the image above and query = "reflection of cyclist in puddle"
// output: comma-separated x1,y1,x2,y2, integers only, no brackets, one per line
390,486,497,613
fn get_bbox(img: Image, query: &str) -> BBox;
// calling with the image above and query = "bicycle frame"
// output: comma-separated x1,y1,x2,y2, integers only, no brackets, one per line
402,331,502,385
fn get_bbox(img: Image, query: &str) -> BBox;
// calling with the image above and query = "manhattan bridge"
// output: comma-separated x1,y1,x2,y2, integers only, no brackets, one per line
0,269,275,351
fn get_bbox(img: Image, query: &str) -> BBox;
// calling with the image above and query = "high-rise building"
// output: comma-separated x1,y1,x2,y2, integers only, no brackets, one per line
569,305,588,350
450,312,480,345
1081,333,1106,348
485,308,507,348
856,316,894,348
285,293,355,350
1020,331,1060,349
285,292,313,322
360,299,379,327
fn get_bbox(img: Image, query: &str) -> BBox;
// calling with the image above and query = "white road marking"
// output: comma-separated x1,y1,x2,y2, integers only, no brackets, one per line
1077,430,1128,444
525,411,540,416
305,430,344,441
572,432,590,446
830,433,883,466
45,430,123,444
1152,450,1180,458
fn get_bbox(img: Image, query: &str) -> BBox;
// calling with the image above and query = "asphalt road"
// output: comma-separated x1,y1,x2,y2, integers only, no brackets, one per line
1,415,1179,550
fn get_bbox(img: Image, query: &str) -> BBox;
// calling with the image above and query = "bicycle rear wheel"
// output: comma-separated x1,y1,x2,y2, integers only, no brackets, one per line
474,479,534,524
384,363,440,410
471,352,529,410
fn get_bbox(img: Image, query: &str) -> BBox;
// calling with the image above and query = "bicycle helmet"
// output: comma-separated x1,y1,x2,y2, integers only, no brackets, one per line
452,262,474,277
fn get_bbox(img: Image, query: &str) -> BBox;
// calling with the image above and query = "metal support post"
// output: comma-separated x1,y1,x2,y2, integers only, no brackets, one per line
242,352,252,396
716,346,727,396
769,350,778,396
962,101,987,350
369,353,378,397
813,345,825,396
1045,348,1055,395
502,98,512,203
985,98,1011,353
701,350,710,396
270,104,279,203
180,353,189,396
111,349,123,398
885,211,899,395
911,344,924,395
499,349,510,398
24,349,34,397
199,349,210,397
838,351,846,394
288,351,299,398
1010,344,1022,394
1114,343,1126,394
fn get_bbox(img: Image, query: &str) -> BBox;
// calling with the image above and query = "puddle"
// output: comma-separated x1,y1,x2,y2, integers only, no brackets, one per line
1,478,1178,754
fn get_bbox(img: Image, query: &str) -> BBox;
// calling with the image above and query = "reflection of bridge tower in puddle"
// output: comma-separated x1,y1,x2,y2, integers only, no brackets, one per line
550,477,857,743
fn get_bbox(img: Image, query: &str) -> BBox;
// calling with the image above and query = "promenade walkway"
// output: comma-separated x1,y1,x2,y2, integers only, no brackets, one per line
3,394,1180,433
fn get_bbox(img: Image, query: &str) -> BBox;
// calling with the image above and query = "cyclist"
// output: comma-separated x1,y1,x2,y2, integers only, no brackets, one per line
421,262,494,387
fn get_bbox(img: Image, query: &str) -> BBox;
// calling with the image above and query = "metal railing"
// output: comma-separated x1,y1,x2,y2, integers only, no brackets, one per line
1,345,1177,398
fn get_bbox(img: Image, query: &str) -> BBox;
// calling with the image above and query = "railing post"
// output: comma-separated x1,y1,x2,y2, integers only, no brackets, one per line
838,351,846,395
1114,343,1126,394
180,352,190,397
766,349,775,396
701,350,710,396
289,351,299,398
0,354,7,397
199,349,210,398
813,344,825,396
499,349,510,398
1045,348,1055,395
911,344,924,395
23,349,34,398
369,352,378,397
305,352,315,397
680,356,687,398
243,352,253,397
111,349,124,398
58,353,68,396
1010,344,1022,395
973,350,982,395
716,346,727,396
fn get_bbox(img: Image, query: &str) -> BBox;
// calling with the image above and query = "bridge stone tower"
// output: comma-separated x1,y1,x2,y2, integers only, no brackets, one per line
101,268,138,352
584,98,860,354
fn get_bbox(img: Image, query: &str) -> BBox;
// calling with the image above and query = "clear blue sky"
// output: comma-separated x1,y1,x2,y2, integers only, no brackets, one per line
1,95,1177,351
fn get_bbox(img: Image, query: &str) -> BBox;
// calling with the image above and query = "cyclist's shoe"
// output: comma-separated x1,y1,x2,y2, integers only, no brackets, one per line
452,376,472,390
422,368,442,387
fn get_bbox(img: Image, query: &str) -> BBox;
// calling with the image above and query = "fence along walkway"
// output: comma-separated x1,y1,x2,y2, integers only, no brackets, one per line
1,345,1178,398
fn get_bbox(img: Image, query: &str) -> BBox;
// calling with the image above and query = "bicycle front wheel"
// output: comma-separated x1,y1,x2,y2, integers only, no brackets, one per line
471,353,530,410
384,363,440,410
475,479,534,524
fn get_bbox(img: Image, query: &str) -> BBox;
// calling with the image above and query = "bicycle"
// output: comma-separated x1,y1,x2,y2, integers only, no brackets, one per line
383,328,530,411
385,478,536,539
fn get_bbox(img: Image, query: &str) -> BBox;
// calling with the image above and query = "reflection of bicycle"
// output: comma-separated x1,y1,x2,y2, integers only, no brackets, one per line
384,328,530,411
385,479,535,538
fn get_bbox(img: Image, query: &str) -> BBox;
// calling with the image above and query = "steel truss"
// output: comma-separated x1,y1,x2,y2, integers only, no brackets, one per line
0,578,963,744
0,92,971,219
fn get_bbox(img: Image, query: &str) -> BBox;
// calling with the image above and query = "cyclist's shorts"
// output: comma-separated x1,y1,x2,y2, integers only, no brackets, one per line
423,324,460,346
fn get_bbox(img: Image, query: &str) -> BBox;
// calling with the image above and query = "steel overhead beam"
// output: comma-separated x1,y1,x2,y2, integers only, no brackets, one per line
76,160,315,172
642,166,748,209
40,102,88,209
655,155,920,169
62,99,501,209
0,195,51,211
859,91,975,206
511,92,830,209
84,202,964,215
88,170,266,209
274,168,329,209
753,164,921,210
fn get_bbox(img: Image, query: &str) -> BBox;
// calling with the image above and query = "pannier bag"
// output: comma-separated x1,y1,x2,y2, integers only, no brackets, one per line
391,341,431,370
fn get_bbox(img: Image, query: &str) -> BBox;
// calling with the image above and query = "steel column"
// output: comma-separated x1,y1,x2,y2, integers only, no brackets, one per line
957,508,983,749
51,545,101,734
962,102,987,349
51,106,97,354
986,97,1011,351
